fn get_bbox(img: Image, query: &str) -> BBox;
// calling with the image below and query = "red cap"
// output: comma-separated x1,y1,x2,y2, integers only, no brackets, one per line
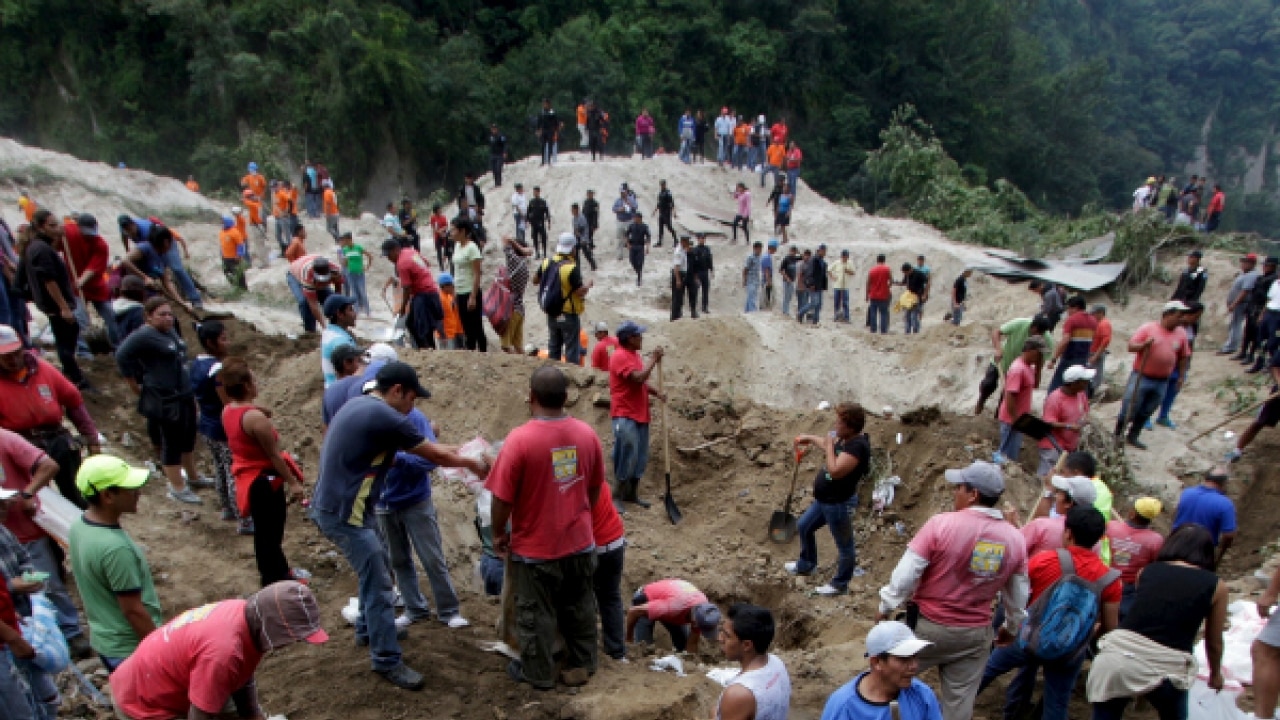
1245,253,1259,261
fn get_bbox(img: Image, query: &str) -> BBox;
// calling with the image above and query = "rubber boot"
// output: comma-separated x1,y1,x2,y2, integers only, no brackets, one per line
608,479,626,513
1113,416,1127,439
630,478,652,509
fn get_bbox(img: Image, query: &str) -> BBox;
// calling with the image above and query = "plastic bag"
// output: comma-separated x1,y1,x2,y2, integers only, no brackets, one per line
649,654,686,677
21,593,70,673
1195,600,1267,686
872,475,902,512
1188,680,1248,720
438,437,497,493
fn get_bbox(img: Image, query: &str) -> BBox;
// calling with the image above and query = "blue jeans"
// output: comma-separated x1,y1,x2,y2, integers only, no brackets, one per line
1047,344,1092,394
793,497,858,590
997,422,1024,462
797,290,823,323
952,303,965,326
679,139,692,164
347,272,370,315
787,169,801,194
979,643,1085,720
274,215,292,251
905,306,922,334
612,417,650,482
286,271,329,333
782,282,795,314
549,313,582,364
744,282,759,312
867,299,890,333
479,554,504,596
1117,371,1168,439
163,244,201,305
833,289,850,321
1158,366,1183,421
311,509,401,670
718,137,731,164
16,661,57,720
75,297,120,351
376,498,461,621
25,537,81,641
0,650,37,720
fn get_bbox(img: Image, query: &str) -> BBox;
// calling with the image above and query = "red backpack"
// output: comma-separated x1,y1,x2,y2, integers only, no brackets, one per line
483,265,512,334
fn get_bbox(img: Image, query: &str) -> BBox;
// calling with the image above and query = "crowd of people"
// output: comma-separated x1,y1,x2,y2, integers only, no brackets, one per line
3,131,1280,720
1132,174,1227,232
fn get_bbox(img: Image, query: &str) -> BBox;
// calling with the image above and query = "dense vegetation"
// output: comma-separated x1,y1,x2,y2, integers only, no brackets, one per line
0,0,1277,232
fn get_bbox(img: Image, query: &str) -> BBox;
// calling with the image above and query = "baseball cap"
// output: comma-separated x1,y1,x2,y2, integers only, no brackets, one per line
1022,336,1047,353
438,272,454,285
221,215,235,230
691,603,721,641
556,232,576,254
865,621,933,658
78,213,101,236
616,320,647,340
231,206,243,215
1163,300,1190,313
375,361,431,399
944,461,1005,495
594,321,609,333
1188,249,1203,258
329,344,363,371
322,294,354,318
768,238,779,248
1244,253,1259,262
248,162,259,172
364,343,398,363
1267,256,1279,265
1134,497,1163,520
1062,365,1096,384
311,257,332,282
381,239,401,257
841,249,850,256
246,581,329,648
76,455,150,497
1051,475,1098,506
0,325,22,354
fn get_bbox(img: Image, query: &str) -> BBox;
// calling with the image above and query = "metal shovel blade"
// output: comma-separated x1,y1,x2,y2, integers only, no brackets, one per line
664,471,682,525
768,501,797,543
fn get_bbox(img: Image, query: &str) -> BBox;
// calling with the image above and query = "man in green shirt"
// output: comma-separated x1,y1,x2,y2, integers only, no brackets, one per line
974,313,1053,415
68,455,162,672
338,232,373,317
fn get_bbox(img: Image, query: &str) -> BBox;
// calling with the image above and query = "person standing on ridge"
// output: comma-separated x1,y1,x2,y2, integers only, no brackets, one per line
797,245,829,324
609,321,664,507
1115,302,1190,449
537,98,561,167
671,235,693,321
1219,253,1260,356
626,212,651,287
678,109,696,164
715,108,735,168
635,109,656,159
828,249,853,323
655,180,677,247
488,123,507,187
689,233,714,315
1205,184,1225,232
526,186,551,260
731,183,752,244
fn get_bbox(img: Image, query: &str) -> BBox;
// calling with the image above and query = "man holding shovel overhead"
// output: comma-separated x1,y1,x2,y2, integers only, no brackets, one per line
1114,302,1190,449
784,403,871,597
608,321,665,509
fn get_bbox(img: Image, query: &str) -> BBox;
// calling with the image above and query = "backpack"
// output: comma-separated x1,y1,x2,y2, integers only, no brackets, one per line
537,258,568,315
483,266,513,334
1018,549,1119,661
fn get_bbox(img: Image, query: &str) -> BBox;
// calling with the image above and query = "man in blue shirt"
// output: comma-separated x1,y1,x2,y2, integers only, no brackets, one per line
1172,466,1237,564
821,621,943,720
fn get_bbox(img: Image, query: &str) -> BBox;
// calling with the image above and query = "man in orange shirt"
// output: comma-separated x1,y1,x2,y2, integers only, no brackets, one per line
764,142,785,188
241,162,267,198
273,181,295,252
437,273,463,349
219,216,247,290
323,181,340,240
185,175,200,193
17,191,36,223
732,118,750,170
284,225,308,263
577,102,588,149
242,190,268,269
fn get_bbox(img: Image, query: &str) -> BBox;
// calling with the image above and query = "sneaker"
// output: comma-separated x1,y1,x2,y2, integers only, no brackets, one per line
393,590,405,609
375,663,425,691
395,614,413,630
1156,417,1177,429
444,616,471,629
237,518,255,535
814,584,848,596
1143,419,1154,431
784,561,811,576
220,508,237,522
166,487,203,504
991,452,1007,465
1225,448,1243,463
188,475,216,489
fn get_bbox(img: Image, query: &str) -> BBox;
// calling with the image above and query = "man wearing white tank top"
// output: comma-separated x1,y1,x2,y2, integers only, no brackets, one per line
715,604,791,720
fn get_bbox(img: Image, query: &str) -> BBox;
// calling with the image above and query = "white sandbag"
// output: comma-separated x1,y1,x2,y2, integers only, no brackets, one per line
1188,679,1248,720
1195,601,1269,686
438,436,497,493
33,487,82,547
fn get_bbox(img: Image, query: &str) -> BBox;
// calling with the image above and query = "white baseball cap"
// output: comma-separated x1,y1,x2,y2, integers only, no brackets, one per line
865,621,932,658
1051,475,1098,505
555,232,576,254
1062,365,1096,384
364,343,399,363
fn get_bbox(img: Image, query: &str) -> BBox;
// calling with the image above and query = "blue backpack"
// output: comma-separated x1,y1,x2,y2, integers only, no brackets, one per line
1018,549,1119,661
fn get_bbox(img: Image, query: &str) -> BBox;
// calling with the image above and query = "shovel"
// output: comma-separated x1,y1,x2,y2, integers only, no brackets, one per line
769,448,804,543
660,362,682,525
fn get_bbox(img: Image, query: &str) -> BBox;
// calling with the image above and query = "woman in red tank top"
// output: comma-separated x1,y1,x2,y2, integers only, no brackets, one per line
219,357,306,587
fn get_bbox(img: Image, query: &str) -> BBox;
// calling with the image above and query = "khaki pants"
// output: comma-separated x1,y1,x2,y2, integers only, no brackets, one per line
913,616,994,720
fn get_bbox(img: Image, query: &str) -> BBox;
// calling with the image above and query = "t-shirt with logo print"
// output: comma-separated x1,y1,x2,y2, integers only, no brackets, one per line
906,508,1028,627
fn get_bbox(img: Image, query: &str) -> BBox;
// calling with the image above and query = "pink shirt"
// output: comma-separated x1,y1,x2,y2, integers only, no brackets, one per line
908,509,1028,627
0,428,50,544
1039,388,1089,451
735,190,751,217
1130,322,1190,380
1021,516,1065,559
998,356,1036,425
1106,520,1165,585
643,579,707,625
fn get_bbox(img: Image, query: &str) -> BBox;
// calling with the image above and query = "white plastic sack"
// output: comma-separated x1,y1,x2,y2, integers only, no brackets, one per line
21,593,70,673
649,654,686,677
438,436,496,493
340,597,360,626
33,487,82,548
1195,601,1268,686
872,475,902,512
1188,680,1248,720
706,666,739,686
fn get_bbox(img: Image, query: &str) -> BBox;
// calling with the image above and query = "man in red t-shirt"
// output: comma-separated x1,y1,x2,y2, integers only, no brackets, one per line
1037,365,1093,476
994,337,1044,465
591,481,627,660
382,240,443,350
1106,497,1164,618
1115,302,1191,448
487,366,605,690
590,322,618,372
65,214,121,347
1046,296,1098,393
978,506,1120,720
626,578,721,653
866,254,893,334
110,581,327,720
608,321,665,507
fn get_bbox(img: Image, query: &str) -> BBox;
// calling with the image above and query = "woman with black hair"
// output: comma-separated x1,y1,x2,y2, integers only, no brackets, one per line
1086,523,1228,719
189,321,252,534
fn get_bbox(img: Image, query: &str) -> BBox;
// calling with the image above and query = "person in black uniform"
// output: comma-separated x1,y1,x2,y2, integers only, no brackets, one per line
688,233,714,315
1240,256,1278,365
586,102,606,162
626,212,651,287
488,124,508,187
655,180,677,247
583,190,600,253
526,187,551,260
397,199,419,251
537,99,561,166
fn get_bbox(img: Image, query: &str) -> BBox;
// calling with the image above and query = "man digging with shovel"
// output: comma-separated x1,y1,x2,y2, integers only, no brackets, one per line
784,402,871,597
